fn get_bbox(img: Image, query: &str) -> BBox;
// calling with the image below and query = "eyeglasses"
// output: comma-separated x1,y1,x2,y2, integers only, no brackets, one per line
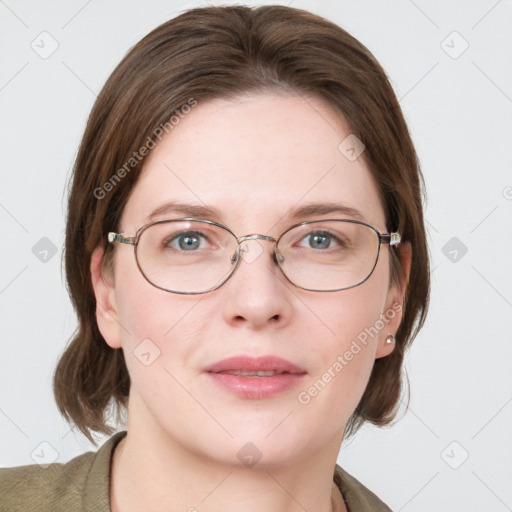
108,218,401,294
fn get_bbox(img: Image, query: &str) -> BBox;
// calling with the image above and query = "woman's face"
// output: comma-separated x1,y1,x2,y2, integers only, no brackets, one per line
93,93,406,466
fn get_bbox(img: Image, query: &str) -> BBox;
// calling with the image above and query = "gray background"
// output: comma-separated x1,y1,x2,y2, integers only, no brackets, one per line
1,0,511,510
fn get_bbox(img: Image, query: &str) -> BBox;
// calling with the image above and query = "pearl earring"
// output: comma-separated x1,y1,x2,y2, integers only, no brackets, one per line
385,334,395,345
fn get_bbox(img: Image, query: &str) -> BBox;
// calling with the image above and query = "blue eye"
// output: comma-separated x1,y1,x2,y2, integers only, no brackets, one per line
308,233,331,249
167,231,207,251
296,229,352,251
299,230,346,250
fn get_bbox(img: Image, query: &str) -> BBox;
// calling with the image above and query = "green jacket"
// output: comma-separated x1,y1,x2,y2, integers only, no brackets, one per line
0,431,392,511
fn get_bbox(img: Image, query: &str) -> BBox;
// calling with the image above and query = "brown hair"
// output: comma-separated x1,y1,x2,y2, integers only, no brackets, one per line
54,5,430,445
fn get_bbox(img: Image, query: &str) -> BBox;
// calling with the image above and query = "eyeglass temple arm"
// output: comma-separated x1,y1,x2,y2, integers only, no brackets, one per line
381,232,401,246
108,232,136,245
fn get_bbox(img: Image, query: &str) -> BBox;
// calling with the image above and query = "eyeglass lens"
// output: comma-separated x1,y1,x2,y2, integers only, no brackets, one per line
135,219,381,293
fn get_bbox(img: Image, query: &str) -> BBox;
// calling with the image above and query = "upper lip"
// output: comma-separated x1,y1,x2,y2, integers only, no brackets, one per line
204,356,307,374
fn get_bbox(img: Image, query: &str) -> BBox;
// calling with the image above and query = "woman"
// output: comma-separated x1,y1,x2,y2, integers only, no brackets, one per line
0,5,429,511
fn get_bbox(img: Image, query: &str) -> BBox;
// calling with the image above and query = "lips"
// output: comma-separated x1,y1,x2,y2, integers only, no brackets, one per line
204,355,306,375
204,356,307,399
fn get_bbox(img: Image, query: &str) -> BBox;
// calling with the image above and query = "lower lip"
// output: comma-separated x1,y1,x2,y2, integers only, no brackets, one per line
206,372,306,399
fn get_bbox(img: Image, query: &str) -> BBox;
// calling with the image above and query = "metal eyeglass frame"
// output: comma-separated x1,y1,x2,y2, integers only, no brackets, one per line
108,217,401,294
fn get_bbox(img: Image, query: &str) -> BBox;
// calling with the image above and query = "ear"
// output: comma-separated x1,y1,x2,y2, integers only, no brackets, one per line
375,241,412,359
90,246,123,349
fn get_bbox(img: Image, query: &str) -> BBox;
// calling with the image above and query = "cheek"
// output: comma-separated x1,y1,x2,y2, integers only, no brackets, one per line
302,274,388,354
112,265,204,377
113,248,205,342
296,278,389,416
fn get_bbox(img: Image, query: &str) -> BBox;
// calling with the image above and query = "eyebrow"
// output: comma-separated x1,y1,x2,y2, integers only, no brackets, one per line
287,203,366,222
145,202,222,223
145,201,366,224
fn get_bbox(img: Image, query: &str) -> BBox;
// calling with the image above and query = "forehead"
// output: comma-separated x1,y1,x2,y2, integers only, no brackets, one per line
121,93,386,233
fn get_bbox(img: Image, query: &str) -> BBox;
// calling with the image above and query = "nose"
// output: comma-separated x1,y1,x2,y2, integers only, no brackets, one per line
220,238,293,330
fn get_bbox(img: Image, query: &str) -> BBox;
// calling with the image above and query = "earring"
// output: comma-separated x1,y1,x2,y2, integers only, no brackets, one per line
385,334,395,345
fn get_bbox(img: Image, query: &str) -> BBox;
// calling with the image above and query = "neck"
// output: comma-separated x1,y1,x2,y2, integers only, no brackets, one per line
109,393,347,512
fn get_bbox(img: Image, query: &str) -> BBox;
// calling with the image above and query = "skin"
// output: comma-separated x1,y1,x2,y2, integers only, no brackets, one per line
91,92,411,512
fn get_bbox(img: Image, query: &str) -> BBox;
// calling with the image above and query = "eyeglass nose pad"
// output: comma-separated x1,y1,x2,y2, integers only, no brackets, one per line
275,249,285,264
230,245,243,265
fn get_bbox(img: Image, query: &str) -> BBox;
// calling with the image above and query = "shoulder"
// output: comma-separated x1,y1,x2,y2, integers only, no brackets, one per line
0,431,126,512
334,464,393,512
0,452,93,512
